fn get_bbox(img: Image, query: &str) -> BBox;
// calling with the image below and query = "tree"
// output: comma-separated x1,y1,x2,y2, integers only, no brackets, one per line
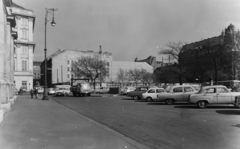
158,41,187,85
116,68,129,85
72,56,107,89
139,69,153,85
128,69,142,86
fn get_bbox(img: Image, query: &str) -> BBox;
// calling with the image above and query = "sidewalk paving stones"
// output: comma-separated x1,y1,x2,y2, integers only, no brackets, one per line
0,95,149,149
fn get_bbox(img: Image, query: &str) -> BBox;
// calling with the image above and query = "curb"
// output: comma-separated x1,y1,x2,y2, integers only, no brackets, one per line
51,99,150,149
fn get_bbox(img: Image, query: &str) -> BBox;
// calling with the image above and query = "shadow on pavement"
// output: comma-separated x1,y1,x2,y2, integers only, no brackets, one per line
215,110,240,115
147,102,165,105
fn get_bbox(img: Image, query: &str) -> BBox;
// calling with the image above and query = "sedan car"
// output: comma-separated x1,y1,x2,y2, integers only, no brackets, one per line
48,88,56,95
55,88,70,96
122,86,136,95
142,87,165,102
190,85,240,108
157,85,197,104
127,86,149,100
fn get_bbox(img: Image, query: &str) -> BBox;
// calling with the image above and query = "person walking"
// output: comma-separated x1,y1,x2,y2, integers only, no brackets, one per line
30,88,34,99
34,87,38,99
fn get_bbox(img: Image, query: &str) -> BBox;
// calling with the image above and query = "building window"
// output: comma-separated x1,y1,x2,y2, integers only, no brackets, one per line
22,17,28,26
22,81,27,90
22,46,28,55
22,60,27,71
67,60,70,65
22,30,28,39
67,67,70,71
67,74,70,78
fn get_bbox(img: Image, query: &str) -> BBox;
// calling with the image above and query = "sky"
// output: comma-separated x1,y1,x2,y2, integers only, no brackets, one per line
13,0,240,62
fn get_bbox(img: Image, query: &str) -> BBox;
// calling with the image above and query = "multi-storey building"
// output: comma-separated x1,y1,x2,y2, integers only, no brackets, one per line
0,0,18,123
40,49,153,87
181,24,240,82
11,3,35,91
40,49,113,87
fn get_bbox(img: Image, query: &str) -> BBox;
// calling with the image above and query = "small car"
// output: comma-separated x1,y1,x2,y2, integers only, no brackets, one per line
55,88,70,96
127,86,149,100
122,86,136,95
157,85,197,104
190,85,240,108
48,88,56,95
142,87,165,102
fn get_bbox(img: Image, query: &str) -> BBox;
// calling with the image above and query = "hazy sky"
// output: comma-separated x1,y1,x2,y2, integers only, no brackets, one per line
13,0,240,62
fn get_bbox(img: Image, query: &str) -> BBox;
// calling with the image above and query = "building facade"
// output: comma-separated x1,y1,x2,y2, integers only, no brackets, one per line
40,49,113,87
40,49,154,87
181,24,240,82
0,0,18,123
11,3,35,91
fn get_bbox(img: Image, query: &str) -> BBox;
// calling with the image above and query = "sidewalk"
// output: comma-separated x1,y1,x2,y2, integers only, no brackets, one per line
0,95,149,149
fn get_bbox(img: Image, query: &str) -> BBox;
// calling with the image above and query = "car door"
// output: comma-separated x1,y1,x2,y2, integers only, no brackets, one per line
172,87,184,101
216,87,232,104
145,89,156,99
155,89,165,100
204,88,218,103
183,86,195,101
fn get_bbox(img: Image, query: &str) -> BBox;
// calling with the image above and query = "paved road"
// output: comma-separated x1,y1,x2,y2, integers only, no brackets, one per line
51,95,240,149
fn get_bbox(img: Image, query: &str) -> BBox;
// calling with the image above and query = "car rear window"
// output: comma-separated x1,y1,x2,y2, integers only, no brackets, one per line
173,87,183,93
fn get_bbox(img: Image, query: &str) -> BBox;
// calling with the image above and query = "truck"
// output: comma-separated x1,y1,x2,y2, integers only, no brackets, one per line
70,82,93,97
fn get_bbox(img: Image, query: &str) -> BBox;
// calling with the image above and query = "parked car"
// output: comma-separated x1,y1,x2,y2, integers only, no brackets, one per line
189,85,240,108
55,88,70,96
48,88,56,95
122,86,136,95
94,87,109,94
142,87,165,102
157,85,197,104
127,86,149,100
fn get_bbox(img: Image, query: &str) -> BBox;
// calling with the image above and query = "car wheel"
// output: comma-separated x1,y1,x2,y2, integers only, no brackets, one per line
197,101,207,108
234,98,240,108
146,97,152,102
166,99,174,105
133,96,138,100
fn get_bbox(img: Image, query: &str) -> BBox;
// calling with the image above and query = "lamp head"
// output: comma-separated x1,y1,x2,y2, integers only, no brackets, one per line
51,19,56,26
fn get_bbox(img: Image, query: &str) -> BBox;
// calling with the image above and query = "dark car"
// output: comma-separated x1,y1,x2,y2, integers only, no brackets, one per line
127,86,149,100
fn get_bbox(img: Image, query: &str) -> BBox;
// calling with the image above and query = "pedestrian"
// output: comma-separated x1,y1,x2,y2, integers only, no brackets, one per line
34,87,38,99
30,88,34,99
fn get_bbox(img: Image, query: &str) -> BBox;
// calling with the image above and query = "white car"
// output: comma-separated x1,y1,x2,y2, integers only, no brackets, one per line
157,85,197,104
122,86,136,95
142,88,165,102
190,85,240,108
55,88,70,96
48,88,56,95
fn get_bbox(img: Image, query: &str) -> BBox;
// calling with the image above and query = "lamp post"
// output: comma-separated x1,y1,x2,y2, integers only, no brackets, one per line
42,8,58,100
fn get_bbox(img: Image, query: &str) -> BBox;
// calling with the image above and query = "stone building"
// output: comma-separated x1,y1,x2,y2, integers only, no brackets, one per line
11,3,35,91
181,24,240,82
0,0,18,123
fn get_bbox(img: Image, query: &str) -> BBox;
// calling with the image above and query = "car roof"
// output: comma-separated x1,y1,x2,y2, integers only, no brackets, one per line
202,85,226,89
148,87,164,90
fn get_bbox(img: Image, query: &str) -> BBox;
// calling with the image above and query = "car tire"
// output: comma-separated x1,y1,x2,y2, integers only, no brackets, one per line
133,96,138,100
197,101,207,108
146,97,152,102
234,98,240,108
166,99,174,105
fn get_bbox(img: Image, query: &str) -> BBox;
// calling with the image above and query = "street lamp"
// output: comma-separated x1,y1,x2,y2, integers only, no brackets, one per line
42,8,58,100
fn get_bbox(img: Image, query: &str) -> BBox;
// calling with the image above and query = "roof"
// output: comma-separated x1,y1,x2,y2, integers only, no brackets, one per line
12,2,31,11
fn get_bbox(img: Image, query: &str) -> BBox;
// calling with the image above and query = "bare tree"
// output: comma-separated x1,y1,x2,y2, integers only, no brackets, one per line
128,69,142,86
72,56,107,89
116,68,129,85
158,41,187,85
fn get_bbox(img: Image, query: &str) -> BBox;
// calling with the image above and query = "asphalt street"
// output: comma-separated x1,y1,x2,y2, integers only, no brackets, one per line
52,94,240,149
